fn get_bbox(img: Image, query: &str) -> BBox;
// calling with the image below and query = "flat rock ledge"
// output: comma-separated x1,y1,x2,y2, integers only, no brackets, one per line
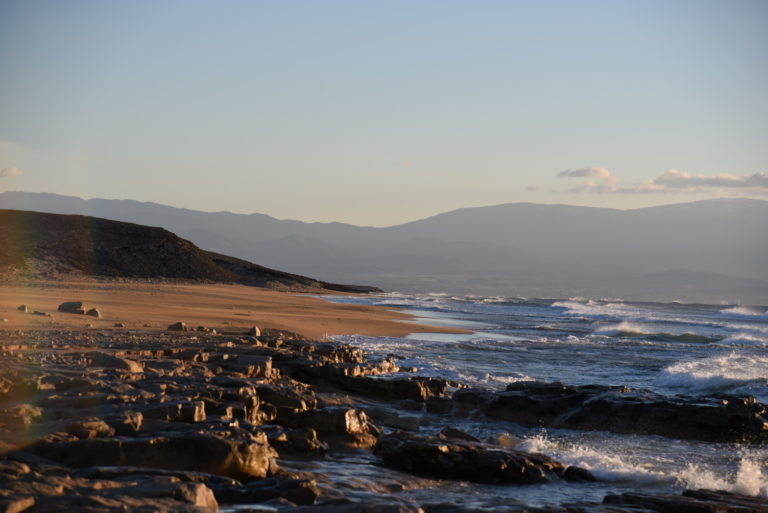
453,381,768,443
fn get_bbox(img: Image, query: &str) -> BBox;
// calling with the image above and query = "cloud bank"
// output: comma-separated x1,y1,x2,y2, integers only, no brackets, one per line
558,168,768,195
0,167,23,179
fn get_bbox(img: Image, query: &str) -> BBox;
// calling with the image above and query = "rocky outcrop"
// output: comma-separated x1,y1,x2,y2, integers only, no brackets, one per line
374,431,592,485
454,381,768,443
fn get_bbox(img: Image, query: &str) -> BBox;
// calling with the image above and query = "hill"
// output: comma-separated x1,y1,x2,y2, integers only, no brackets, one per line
1,192,766,303
0,209,379,293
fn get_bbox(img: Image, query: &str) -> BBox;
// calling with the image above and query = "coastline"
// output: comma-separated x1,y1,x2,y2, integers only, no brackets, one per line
0,280,469,339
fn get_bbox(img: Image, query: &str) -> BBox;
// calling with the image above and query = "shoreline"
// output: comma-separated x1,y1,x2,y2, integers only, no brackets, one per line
0,280,469,339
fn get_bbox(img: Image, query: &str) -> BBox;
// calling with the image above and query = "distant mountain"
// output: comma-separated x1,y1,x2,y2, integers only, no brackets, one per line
0,209,379,293
1,191,766,304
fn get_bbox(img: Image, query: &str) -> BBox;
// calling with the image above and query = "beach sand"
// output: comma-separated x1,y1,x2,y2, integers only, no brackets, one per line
0,280,466,338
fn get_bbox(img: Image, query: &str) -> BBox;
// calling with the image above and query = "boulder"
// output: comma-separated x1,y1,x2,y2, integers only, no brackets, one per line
85,308,101,318
374,432,577,484
89,352,143,373
248,326,261,336
58,301,87,314
16,305,29,313
168,322,188,331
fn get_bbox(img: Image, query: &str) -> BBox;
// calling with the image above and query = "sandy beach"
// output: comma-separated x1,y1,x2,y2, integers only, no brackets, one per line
0,280,466,339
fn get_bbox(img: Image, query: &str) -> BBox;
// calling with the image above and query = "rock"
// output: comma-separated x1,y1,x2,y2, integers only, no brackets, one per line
142,401,206,423
486,432,523,449
563,465,597,482
0,318,7,323
32,311,50,317
32,432,277,480
58,301,87,314
212,476,320,506
16,305,29,313
224,355,273,378
248,326,261,336
257,384,316,410
64,418,116,439
168,321,188,331
85,308,101,318
89,352,143,373
281,407,371,436
324,375,450,402
374,431,566,484
104,410,143,435
438,427,479,443
604,489,768,512
469,381,768,443
0,497,35,513
114,322,126,327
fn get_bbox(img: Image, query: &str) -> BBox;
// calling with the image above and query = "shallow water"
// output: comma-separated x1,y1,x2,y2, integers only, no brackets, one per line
318,292,768,504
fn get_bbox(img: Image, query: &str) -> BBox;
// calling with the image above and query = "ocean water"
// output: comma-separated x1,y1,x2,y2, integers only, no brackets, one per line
315,293,768,508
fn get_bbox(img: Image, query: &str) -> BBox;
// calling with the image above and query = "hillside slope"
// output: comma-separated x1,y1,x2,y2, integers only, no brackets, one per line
0,209,378,293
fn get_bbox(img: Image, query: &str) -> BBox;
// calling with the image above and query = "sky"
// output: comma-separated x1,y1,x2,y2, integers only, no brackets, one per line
0,0,766,226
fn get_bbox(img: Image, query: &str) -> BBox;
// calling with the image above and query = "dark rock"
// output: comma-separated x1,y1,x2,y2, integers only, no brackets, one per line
168,322,188,332
85,308,101,318
280,407,370,436
212,476,320,505
374,431,565,484
438,427,479,443
471,381,768,443
142,401,206,423
326,376,450,402
604,489,768,512
257,384,316,410
58,301,87,314
16,305,29,313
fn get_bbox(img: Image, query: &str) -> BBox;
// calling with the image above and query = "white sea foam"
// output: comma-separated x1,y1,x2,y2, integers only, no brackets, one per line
717,333,768,347
483,372,534,385
679,458,768,497
520,435,768,497
518,435,666,484
720,306,768,320
593,321,648,336
656,354,768,393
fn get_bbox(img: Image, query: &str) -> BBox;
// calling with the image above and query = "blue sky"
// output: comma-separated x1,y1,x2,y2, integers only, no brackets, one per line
0,0,766,225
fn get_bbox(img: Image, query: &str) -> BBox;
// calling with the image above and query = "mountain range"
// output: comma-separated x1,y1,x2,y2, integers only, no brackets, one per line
1,191,766,304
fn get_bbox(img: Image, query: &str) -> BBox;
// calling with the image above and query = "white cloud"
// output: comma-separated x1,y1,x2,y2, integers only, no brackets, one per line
0,166,23,179
558,167,768,195
558,167,619,193
653,169,768,189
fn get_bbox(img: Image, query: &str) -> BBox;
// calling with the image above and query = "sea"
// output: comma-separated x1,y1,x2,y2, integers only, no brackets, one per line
304,293,768,509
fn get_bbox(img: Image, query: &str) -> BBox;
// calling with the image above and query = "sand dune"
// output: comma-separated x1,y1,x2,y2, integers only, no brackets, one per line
0,280,465,338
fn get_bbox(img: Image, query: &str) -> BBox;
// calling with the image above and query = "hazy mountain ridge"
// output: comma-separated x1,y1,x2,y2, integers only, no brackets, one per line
1,192,766,304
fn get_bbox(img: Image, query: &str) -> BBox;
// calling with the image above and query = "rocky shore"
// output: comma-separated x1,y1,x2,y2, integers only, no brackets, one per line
2,322,768,513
